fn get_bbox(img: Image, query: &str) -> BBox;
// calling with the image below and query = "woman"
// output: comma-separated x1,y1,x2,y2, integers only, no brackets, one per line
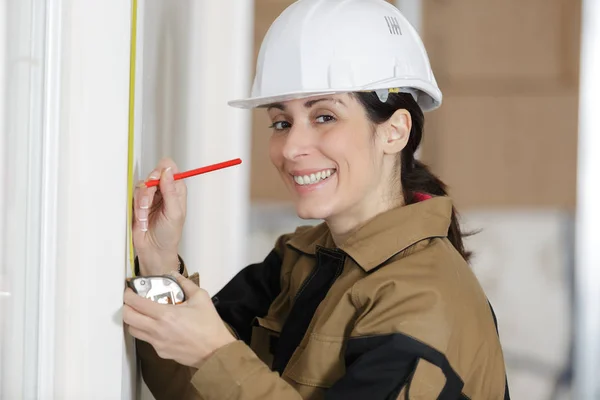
123,0,510,399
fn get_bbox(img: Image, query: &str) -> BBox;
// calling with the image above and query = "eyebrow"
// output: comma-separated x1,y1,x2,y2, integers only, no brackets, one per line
266,97,346,111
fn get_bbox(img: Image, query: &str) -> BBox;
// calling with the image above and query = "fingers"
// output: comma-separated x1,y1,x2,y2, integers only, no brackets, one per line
155,157,186,221
123,303,156,333
133,186,157,233
158,166,177,207
127,325,154,344
124,288,166,320
133,169,160,233
134,157,186,228
158,166,186,222
170,271,200,298
154,157,180,174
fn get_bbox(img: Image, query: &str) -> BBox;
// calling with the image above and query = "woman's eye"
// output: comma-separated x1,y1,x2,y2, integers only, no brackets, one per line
316,115,336,124
269,121,291,130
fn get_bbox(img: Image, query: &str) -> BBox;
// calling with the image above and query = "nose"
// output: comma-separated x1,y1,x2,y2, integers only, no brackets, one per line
282,122,315,161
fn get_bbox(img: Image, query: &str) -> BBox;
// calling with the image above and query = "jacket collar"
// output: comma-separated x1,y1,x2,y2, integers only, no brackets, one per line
286,197,453,272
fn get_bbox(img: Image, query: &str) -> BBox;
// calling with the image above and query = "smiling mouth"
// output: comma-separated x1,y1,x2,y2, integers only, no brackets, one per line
292,169,336,186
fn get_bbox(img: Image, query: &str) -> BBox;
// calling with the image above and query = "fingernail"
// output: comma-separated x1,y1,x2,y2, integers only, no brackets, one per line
140,196,150,209
164,167,173,181
169,270,181,278
140,220,148,232
137,209,148,222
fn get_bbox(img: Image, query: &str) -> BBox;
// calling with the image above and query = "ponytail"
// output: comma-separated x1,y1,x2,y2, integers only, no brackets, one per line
354,92,473,262
403,160,472,262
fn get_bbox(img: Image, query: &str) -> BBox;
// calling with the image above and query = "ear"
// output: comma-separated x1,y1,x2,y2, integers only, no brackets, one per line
380,109,411,155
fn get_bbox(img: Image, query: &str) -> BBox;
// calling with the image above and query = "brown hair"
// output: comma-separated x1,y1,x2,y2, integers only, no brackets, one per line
353,91,473,262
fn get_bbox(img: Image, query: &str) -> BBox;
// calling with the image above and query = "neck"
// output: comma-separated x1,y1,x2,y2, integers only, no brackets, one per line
326,193,404,247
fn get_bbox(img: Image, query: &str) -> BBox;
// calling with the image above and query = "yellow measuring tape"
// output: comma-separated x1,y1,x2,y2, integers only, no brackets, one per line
126,0,138,277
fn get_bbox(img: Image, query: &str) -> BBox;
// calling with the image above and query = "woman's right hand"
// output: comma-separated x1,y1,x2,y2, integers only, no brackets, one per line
132,158,187,276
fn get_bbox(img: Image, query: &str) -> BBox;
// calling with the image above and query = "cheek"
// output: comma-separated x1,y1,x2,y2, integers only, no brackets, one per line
268,136,284,167
322,127,374,170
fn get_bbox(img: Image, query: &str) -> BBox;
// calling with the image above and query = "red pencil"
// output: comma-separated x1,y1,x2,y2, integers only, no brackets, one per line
143,158,242,188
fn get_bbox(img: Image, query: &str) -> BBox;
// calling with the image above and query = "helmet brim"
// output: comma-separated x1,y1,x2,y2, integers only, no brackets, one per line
228,78,442,112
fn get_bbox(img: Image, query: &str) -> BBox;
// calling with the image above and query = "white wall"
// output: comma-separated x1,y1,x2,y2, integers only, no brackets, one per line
136,2,253,398
52,1,133,398
137,0,254,297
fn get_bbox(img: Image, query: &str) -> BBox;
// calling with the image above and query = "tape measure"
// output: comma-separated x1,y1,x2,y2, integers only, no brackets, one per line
126,0,138,277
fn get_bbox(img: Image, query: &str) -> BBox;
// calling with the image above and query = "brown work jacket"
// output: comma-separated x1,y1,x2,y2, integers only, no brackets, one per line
137,197,510,399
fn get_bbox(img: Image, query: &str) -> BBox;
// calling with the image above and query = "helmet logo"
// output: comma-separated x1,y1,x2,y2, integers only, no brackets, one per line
384,16,402,35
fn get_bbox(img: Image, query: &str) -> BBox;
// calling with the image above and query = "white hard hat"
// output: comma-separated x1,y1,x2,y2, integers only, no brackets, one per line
229,0,442,112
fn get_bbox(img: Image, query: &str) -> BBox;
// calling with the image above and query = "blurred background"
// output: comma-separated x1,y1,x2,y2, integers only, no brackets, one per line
1,0,599,399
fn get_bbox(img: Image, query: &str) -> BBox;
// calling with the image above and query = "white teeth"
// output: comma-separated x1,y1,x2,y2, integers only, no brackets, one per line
293,169,335,185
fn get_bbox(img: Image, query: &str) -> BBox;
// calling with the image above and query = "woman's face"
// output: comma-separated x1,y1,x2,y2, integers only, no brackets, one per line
267,93,410,229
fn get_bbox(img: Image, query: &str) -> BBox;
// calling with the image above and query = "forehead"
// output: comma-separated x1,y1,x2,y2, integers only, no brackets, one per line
266,94,354,112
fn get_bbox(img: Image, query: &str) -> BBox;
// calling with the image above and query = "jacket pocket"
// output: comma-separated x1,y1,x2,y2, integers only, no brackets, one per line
250,317,282,369
284,333,346,389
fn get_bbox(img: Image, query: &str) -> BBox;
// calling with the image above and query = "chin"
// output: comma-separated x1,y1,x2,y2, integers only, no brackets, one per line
294,200,334,221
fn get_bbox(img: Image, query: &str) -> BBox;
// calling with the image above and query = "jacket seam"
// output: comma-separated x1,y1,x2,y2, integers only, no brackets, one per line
371,236,441,273
402,357,419,400
350,279,363,310
293,264,320,302
284,371,333,388
309,332,346,343
348,239,442,310
221,362,266,400
228,323,241,340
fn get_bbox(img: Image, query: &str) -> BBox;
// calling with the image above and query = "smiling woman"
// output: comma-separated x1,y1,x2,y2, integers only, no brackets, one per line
266,94,409,240
124,0,510,399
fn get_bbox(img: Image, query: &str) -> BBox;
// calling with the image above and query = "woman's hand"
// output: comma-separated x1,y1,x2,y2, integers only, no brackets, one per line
133,158,187,275
123,272,236,368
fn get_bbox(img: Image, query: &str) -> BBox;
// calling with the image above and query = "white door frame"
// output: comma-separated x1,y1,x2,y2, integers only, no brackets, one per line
574,0,600,398
29,0,133,398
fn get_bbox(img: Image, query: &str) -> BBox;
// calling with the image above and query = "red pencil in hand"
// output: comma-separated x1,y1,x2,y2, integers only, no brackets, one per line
143,158,242,188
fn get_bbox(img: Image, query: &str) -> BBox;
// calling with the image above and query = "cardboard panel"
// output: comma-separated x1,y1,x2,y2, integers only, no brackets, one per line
421,94,579,209
423,0,580,94
421,0,581,209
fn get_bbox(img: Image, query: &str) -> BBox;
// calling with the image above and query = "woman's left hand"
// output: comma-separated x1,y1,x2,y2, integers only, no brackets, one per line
123,272,236,368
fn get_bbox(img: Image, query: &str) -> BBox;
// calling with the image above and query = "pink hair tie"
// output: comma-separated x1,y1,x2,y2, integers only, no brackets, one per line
413,192,433,202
